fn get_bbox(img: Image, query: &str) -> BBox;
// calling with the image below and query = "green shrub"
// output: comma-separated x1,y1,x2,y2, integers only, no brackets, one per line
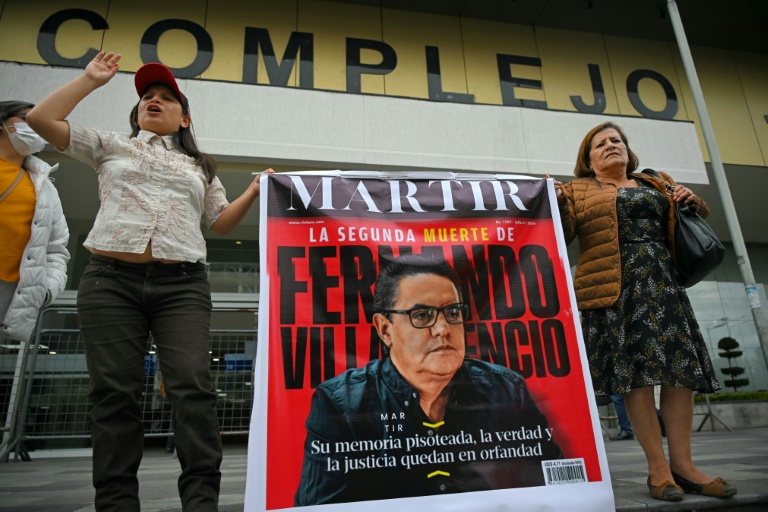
695,390,768,402
717,337,749,392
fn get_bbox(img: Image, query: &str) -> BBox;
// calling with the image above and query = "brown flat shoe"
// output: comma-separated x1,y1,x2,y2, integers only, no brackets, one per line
672,472,737,498
647,477,684,501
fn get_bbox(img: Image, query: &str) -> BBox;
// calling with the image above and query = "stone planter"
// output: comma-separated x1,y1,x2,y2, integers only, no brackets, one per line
694,400,768,430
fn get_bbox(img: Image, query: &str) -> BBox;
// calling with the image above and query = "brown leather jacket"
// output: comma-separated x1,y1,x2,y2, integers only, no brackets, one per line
558,171,710,311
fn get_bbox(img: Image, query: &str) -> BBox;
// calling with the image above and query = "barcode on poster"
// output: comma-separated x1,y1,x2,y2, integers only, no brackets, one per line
542,458,587,485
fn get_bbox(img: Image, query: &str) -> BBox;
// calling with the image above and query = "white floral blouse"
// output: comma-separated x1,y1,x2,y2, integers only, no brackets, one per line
63,125,229,263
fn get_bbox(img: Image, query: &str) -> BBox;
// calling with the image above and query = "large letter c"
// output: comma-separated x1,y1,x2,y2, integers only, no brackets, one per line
37,9,109,67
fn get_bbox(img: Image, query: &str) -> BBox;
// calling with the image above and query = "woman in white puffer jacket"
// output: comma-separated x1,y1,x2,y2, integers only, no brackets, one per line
0,100,69,343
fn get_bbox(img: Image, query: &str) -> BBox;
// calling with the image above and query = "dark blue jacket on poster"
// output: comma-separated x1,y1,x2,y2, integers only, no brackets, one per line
294,357,563,506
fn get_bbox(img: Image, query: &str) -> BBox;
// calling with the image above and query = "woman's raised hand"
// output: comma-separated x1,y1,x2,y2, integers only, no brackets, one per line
26,51,122,151
84,51,122,86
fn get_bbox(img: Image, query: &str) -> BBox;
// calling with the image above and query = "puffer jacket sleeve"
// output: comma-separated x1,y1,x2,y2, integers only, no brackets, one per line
42,180,70,305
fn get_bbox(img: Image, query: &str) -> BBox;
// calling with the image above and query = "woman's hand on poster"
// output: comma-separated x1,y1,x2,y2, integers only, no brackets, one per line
544,174,563,200
84,51,122,87
248,168,276,197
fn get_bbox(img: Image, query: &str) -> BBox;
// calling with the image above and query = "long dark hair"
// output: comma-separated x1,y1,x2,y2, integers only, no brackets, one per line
573,121,639,178
128,101,218,183
0,100,35,127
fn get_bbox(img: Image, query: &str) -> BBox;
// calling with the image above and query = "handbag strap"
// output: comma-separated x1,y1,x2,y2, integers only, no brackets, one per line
0,168,25,203
640,168,675,195
641,168,661,179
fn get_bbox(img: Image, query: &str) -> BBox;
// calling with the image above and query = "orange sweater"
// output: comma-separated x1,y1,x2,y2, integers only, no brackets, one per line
0,158,36,282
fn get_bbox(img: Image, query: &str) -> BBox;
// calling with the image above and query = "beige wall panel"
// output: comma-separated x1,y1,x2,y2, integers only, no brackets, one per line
204,0,298,85
604,36,688,121
0,0,108,65
732,52,768,167
668,43,709,162
673,46,766,166
298,0,384,94
536,27,620,114
0,1,764,172
101,0,207,73
679,47,763,167
460,19,537,106
380,10,466,100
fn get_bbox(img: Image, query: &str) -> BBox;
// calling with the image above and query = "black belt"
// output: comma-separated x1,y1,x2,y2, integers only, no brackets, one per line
90,254,206,273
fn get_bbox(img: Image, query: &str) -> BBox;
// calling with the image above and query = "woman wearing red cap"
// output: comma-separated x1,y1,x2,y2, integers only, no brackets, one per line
28,52,271,512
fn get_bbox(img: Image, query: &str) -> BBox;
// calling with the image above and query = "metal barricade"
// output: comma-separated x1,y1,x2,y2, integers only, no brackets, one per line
1,305,257,460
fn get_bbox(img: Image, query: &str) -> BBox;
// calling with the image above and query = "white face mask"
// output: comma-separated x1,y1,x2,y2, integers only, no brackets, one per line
2,121,47,156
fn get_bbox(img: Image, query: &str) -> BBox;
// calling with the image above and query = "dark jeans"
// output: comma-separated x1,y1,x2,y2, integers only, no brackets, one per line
610,393,633,434
78,255,222,512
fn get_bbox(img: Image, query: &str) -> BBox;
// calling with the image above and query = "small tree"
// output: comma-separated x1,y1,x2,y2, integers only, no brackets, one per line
717,337,750,392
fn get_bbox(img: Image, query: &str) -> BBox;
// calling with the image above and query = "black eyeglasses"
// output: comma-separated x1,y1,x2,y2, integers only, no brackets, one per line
381,303,469,329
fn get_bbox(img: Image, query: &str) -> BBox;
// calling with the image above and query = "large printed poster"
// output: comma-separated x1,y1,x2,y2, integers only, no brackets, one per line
246,171,614,511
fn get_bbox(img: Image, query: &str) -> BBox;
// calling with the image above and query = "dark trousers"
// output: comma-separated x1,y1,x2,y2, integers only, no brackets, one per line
78,255,222,512
610,393,633,434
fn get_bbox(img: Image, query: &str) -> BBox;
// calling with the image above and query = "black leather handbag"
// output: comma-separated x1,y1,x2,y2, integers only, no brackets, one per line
641,169,724,287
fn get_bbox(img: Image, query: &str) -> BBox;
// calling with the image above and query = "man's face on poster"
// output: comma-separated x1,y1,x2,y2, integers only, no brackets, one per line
374,273,466,385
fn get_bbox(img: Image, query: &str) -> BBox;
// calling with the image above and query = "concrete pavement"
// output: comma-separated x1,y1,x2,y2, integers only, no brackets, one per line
1,427,767,511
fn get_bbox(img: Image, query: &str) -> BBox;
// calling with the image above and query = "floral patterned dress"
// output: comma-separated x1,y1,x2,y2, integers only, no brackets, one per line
581,183,721,395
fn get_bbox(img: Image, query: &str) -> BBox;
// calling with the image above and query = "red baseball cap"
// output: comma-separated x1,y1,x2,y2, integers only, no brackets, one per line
134,62,189,113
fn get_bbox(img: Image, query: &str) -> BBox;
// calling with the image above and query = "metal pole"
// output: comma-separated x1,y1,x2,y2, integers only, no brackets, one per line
12,325,43,462
667,0,768,372
0,341,30,462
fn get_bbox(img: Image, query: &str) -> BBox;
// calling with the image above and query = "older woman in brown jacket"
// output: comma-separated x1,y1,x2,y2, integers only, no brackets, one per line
549,122,735,502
